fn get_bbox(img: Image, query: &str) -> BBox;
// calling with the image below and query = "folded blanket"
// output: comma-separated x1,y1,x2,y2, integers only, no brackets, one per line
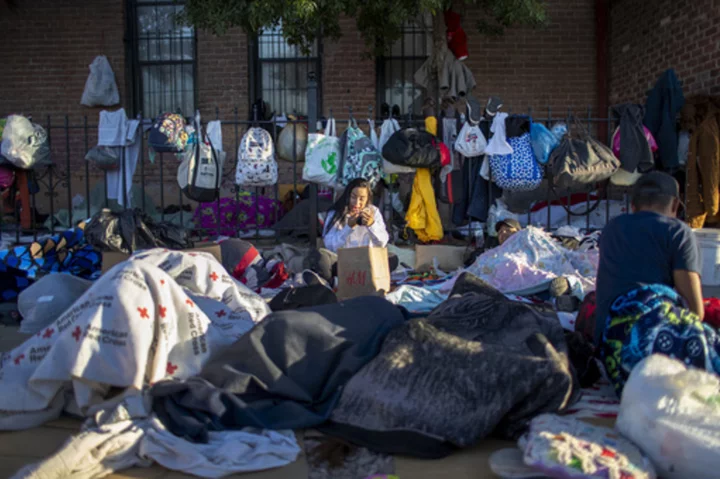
322,281,578,458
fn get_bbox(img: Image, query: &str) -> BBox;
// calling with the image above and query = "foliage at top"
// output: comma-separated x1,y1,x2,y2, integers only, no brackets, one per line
180,0,548,56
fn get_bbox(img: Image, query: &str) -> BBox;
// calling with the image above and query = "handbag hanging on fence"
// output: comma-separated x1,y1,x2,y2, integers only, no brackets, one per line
489,131,543,191
548,118,620,190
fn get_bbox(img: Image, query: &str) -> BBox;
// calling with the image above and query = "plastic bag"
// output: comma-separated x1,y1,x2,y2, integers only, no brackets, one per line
455,121,487,157
530,122,566,165
1,115,52,169
18,274,92,335
486,199,519,237
617,354,720,479
80,56,120,107
85,145,121,170
84,208,191,254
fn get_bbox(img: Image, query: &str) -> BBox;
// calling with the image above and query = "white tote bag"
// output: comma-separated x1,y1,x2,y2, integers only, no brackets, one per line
303,118,340,186
379,118,414,174
454,121,487,158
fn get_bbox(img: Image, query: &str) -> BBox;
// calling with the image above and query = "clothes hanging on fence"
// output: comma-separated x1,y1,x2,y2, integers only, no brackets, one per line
406,168,444,242
644,69,685,171
680,95,720,228
413,44,476,100
98,110,142,207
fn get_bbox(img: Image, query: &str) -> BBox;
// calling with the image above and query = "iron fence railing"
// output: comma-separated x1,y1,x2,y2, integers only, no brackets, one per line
0,78,676,248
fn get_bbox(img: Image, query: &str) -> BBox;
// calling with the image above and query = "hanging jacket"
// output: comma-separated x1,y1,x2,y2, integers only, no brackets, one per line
680,95,720,228
644,69,685,170
612,104,655,173
406,117,443,242
406,168,444,242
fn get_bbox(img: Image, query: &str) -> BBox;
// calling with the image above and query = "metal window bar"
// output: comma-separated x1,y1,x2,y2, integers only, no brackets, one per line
376,16,432,118
129,0,197,118
255,25,321,116
0,107,665,249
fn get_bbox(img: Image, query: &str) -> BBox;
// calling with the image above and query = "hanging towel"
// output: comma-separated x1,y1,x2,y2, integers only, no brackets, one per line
97,109,128,147
406,168,444,242
484,112,513,156
106,119,140,207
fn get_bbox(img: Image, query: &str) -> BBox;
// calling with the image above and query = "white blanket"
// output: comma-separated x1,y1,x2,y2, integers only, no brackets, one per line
12,395,300,479
0,249,271,430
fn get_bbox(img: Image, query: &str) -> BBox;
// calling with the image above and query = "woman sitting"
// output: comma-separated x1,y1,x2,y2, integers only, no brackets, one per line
304,178,397,285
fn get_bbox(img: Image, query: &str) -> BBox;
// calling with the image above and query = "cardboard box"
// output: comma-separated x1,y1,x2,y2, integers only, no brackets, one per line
414,245,467,273
336,247,391,300
101,242,222,273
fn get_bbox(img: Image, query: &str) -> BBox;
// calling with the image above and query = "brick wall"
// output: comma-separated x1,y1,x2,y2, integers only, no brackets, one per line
610,0,720,105
321,16,377,117
464,0,598,116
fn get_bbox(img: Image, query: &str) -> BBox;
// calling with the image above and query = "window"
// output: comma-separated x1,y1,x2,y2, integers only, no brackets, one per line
376,16,432,117
254,24,321,116
128,0,197,117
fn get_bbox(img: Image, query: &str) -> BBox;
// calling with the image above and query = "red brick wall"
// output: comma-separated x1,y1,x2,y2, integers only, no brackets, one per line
321,16,377,117
609,0,720,105
464,0,598,117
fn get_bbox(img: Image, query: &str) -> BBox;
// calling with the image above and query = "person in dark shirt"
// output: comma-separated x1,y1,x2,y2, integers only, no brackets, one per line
596,171,716,394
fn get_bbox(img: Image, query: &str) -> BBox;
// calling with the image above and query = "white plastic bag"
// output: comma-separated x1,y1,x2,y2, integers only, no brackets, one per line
1,115,51,169
617,354,720,479
379,118,414,175
80,56,120,107
486,199,519,237
303,118,340,186
454,121,487,157
368,118,380,150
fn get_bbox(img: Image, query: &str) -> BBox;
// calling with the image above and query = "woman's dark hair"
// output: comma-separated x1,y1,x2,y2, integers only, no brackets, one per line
323,178,373,234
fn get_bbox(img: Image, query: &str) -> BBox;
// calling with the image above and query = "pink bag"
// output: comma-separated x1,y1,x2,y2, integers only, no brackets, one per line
612,126,658,157
0,166,14,189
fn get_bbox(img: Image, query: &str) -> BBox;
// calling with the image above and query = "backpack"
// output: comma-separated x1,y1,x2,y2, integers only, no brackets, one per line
148,113,188,153
235,127,278,187
338,120,383,188
178,113,225,202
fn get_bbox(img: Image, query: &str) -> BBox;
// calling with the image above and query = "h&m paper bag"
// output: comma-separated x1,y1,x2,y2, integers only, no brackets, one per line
337,247,391,300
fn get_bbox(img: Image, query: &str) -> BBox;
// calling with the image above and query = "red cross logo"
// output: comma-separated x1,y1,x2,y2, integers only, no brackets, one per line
158,306,167,319
166,362,178,375
160,279,165,285
185,299,194,308
72,326,82,342
137,307,150,319
42,328,54,339
188,253,197,257
215,310,226,318
209,272,219,282
13,354,25,365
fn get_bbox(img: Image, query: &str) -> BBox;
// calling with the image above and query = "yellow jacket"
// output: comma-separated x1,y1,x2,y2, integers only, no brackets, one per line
405,116,443,242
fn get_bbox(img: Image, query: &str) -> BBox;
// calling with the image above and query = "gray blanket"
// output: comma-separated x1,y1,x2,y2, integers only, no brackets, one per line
321,282,578,458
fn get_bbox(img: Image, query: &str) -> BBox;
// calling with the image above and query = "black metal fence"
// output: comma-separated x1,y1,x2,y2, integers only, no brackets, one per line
0,78,668,248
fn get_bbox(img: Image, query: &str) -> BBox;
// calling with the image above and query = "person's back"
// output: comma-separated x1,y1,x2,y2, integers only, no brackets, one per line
595,171,703,344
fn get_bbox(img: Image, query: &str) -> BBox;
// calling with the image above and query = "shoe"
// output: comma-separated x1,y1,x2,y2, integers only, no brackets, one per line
549,277,571,298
